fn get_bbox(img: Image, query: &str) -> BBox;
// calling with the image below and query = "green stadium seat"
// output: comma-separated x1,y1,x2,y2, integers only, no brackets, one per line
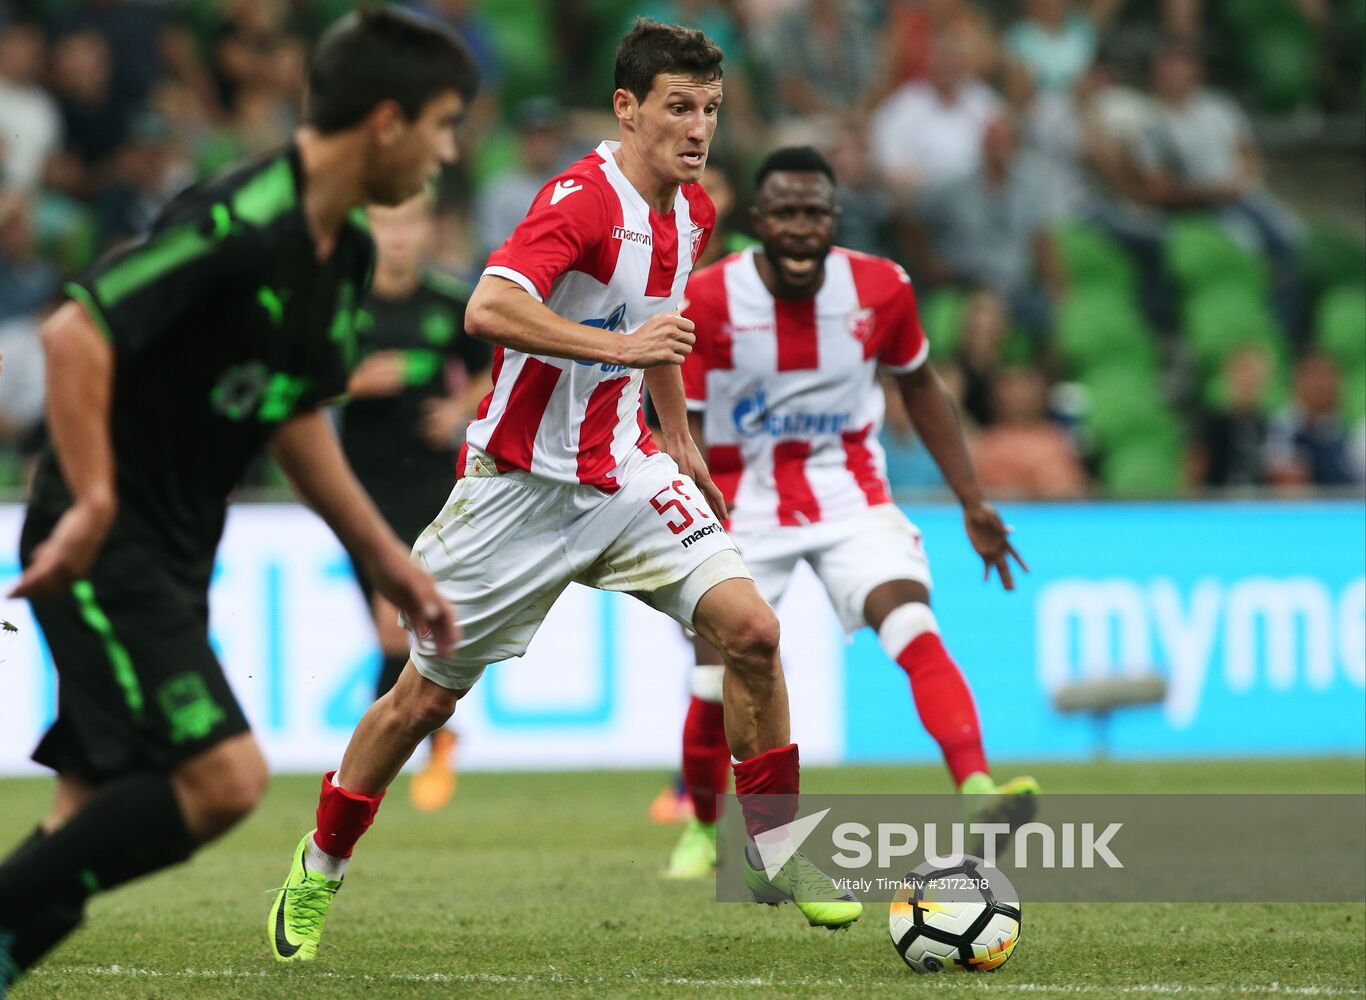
1056,222,1140,296
1302,224,1366,295
1056,290,1157,375
1343,363,1366,424
1247,28,1317,112
1315,284,1366,369
1101,435,1184,498
920,288,969,362
1082,369,1172,452
1165,217,1267,297
479,0,561,108
1182,284,1281,371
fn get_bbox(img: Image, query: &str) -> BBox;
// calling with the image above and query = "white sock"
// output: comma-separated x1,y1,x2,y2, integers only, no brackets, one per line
304,831,349,881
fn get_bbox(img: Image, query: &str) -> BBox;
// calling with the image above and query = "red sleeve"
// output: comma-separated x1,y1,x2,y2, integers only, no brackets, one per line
849,254,928,372
484,166,618,300
681,261,729,407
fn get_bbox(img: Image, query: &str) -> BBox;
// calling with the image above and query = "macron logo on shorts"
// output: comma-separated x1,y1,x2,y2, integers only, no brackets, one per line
679,522,723,549
550,180,583,205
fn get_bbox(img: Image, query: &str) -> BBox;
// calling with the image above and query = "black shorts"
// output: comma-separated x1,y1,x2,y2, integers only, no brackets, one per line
21,536,250,786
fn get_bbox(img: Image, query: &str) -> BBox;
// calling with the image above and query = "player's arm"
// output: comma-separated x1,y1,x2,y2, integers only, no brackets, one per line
9,301,117,598
464,275,694,368
893,362,1026,590
645,364,727,521
269,409,459,654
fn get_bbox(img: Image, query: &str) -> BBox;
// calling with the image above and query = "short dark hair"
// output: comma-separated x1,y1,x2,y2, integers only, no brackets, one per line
614,18,723,103
305,8,479,133
754,146,836,191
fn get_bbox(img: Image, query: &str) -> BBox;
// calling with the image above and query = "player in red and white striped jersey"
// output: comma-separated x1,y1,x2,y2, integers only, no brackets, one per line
287,25,862,949
663,146,1037,879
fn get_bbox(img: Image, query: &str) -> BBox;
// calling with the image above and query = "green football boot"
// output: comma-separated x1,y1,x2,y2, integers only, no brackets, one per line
269,834,342,962
966,775,1041,858
663,819,717,879
743,847,863,930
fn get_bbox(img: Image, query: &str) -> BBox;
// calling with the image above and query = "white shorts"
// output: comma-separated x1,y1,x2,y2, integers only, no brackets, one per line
405,453,748,689
732,504,931,635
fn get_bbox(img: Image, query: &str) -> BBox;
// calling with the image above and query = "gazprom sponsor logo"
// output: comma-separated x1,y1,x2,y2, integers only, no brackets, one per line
732,387,852,438
1036,576,1366,728
576,304,630,373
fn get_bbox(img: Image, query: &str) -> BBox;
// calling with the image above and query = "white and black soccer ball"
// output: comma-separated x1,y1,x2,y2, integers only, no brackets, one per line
888,856,1021,973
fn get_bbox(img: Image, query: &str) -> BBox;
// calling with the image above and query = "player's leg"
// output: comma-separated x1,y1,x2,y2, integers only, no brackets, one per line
661,632,727,878
666,539,795,879
371,592,459,813
0,557,256,983
864,579,1039,839
272,472,569,961
269,663,467,962
689,578,861,929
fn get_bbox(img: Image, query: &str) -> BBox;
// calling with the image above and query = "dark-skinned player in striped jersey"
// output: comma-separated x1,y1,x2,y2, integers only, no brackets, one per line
0,10,473,990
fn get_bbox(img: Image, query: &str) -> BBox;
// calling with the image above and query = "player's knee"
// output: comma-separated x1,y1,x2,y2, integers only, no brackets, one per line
400,684,458,737
183,748,268,832
720,606,781,673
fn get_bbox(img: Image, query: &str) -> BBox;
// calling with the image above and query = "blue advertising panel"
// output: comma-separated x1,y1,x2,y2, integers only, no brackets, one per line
844,502,1366,761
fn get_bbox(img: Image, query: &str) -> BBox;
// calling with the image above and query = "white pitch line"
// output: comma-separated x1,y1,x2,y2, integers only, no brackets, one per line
28,966,1366,996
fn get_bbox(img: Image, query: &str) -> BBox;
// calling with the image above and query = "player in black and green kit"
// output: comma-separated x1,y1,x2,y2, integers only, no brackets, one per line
340,194,492,811
0,10,475,989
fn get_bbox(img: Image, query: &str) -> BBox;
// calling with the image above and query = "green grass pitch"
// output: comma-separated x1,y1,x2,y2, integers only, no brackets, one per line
2,758,1363,999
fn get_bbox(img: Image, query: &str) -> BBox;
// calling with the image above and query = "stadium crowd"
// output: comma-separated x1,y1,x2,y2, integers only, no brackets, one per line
1,0,1363,497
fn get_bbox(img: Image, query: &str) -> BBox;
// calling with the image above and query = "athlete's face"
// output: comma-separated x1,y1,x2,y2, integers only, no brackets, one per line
619,73,723,188
366,90,464,206
369,194,435,278
752,171,839,298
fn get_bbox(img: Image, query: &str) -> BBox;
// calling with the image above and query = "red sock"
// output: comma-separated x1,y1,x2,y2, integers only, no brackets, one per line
313,771,385,859
681,696,730,824
895,634,988,786
732,743,800,839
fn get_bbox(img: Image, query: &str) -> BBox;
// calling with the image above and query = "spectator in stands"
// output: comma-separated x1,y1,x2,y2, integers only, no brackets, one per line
875,0,996,100
47,30,125,193
211,0,299,115
869,29,1002,197
1003,0,1122,103
474,97,574,261
0,21,61,194
972,366,1090,498
91,110,191,246
955,287,1012,428
762,0,880,124
903,115,1064,333
1190,345,1274,488
827,123,898,260
1133,40,1304,334
1267,353,1361,485
0,195,59,323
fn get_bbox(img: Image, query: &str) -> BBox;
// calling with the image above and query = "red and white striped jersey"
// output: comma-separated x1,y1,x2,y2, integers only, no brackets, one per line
682,246,928,533
462,140,714,490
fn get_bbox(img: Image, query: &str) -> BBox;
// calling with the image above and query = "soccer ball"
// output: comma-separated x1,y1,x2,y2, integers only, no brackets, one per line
888,856,1021,973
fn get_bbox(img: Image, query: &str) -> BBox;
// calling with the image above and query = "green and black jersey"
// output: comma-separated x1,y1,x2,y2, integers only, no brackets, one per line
340,272,491,545
24,144,374,587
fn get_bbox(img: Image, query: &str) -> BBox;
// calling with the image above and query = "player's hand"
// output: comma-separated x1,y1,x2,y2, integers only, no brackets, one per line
962,499,1027,592
620,313,695,369
368,547,461,656
10,500,115,599
419,398,467,451
347,352,407,398
662,431,728,522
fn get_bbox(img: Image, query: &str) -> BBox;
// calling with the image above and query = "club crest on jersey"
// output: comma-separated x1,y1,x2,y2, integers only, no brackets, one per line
847,307,875,345
690,225,706,264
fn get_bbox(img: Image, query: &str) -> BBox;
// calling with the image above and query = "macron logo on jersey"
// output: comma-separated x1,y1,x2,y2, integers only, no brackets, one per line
612,225,652,246
550,180,583,205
